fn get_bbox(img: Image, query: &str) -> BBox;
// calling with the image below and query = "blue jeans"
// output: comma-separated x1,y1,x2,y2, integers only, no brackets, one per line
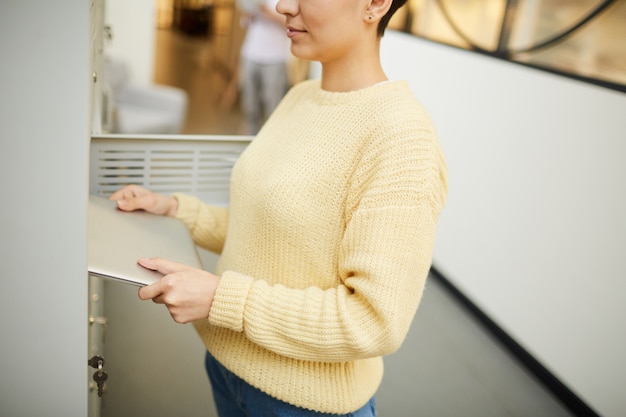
204,351,377,417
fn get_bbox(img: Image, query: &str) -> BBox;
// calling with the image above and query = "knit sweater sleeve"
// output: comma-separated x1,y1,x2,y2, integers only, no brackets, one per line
212,210,441,363
172,193,229,254
207,86,448,362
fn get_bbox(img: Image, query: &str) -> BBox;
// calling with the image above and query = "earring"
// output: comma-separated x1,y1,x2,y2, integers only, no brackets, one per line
368,16,373,20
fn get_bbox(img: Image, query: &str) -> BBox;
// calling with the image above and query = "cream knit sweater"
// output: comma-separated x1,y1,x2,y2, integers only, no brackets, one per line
174,79,447,414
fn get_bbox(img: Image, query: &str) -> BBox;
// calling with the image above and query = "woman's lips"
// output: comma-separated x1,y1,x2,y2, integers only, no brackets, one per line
286,26,305,38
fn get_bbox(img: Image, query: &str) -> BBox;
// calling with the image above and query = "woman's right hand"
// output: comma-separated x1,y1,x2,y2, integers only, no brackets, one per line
109,185,178,217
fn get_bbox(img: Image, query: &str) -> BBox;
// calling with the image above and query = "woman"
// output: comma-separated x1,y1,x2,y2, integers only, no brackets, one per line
110,0,447,415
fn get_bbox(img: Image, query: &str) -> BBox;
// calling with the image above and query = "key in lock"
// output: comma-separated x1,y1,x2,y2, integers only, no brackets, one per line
88,355,108,397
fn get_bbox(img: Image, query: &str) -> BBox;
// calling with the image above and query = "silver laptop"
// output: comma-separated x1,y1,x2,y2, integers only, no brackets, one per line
88,194,203,286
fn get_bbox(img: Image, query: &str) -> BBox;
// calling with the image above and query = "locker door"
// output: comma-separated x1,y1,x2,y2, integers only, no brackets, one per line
88,134,251,417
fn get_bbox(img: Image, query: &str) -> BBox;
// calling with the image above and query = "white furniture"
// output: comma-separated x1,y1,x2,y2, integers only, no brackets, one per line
104,57,188,134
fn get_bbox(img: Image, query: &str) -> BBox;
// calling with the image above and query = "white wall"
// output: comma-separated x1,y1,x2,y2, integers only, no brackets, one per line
105,0,156,85
0,1,90,416
380,31,625,417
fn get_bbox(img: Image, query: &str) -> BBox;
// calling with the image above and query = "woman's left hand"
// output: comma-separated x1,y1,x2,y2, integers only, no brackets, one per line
137,257,219,324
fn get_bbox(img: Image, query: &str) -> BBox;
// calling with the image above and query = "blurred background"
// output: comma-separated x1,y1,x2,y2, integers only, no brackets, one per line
105,0,625,135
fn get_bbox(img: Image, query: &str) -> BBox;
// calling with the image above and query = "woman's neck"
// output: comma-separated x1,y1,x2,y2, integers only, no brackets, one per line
320,47,387,92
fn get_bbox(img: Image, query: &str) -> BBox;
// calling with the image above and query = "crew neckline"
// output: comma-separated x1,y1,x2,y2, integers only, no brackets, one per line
310,79,408,105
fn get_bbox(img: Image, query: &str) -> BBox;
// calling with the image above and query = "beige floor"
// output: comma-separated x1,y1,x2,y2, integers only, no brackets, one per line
153,25,245,135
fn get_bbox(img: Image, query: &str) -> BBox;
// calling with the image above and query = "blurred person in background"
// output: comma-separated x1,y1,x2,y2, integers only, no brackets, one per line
239,0,289,134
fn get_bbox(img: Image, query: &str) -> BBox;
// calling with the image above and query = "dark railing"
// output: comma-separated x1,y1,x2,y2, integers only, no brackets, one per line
390,0,625,93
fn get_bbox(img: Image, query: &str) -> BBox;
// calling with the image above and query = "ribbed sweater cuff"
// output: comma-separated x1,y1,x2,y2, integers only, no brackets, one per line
172,193,201,231
209,271,254,332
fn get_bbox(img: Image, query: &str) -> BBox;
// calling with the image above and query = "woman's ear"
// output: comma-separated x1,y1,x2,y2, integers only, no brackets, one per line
365,0,393,22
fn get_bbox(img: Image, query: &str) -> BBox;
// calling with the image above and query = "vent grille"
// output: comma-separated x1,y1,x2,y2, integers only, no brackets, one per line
90,136,251,206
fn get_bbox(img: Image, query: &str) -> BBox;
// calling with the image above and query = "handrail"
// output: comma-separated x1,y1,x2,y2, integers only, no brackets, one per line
412,0,625,93
434,0,618,57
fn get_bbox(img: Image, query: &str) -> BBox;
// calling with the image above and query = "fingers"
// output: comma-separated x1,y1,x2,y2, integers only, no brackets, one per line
108,184,149,202
136,257,218,324
138,282,163,302
138,257,194,275
137,257,194,301
108,185,177,216
109,184,154,212
115,193,159,213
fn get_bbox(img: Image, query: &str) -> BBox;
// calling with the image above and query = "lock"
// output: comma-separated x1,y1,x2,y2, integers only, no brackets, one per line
88,355,108,397
88,355,105,370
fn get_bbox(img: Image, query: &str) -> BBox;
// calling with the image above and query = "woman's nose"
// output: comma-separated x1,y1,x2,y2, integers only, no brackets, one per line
276,0,297,17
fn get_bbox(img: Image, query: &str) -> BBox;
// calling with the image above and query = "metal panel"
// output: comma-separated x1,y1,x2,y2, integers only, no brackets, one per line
90,134,252,205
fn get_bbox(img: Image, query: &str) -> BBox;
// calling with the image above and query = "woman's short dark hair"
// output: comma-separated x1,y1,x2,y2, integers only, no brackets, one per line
378,0,408,37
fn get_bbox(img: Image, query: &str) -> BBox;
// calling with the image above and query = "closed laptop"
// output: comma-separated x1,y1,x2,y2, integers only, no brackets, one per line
88,194,203,286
